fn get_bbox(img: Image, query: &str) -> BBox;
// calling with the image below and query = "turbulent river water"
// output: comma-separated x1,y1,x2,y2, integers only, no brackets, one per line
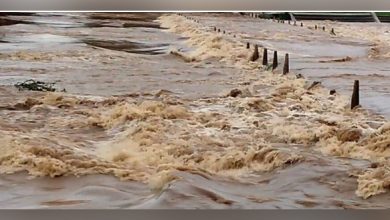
0,12,389,209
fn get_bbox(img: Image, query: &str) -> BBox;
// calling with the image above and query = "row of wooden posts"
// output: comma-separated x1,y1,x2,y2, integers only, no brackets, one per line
208,19,291,74
266,15,337,36
274,18,336,35
178,13,359,110
246,43,290,75
247,13,337,36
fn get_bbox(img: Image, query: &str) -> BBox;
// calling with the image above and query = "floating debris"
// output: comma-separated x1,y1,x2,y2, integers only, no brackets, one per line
307,81,322,90
14,79,65,92
228,88,242,97
319,56,352,63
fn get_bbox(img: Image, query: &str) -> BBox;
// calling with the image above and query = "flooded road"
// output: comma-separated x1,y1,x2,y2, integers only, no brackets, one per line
0,13,389,209
190,13,390,118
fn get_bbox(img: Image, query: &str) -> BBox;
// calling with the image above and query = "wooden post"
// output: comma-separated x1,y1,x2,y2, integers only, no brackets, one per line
246,42,250,49
351,80,360,109
262,48,268,66
301,22,303,27
218,29,220,32
283,53,289,74
272,51,278,70
213,27,216,31
250,45,259,61
315,25,317,30
331,28,336,35
323,26,326,31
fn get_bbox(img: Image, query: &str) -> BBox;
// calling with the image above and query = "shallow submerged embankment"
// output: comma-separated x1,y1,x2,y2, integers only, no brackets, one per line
158,14,390,200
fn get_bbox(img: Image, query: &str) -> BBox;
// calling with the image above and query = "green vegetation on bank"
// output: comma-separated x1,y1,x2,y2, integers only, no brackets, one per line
376,12,390,17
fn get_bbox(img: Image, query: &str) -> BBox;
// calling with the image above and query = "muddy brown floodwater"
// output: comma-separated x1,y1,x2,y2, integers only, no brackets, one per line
0,12,389,209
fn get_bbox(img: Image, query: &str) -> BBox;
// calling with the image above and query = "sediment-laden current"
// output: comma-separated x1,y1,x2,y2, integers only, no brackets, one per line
0,12,389,208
